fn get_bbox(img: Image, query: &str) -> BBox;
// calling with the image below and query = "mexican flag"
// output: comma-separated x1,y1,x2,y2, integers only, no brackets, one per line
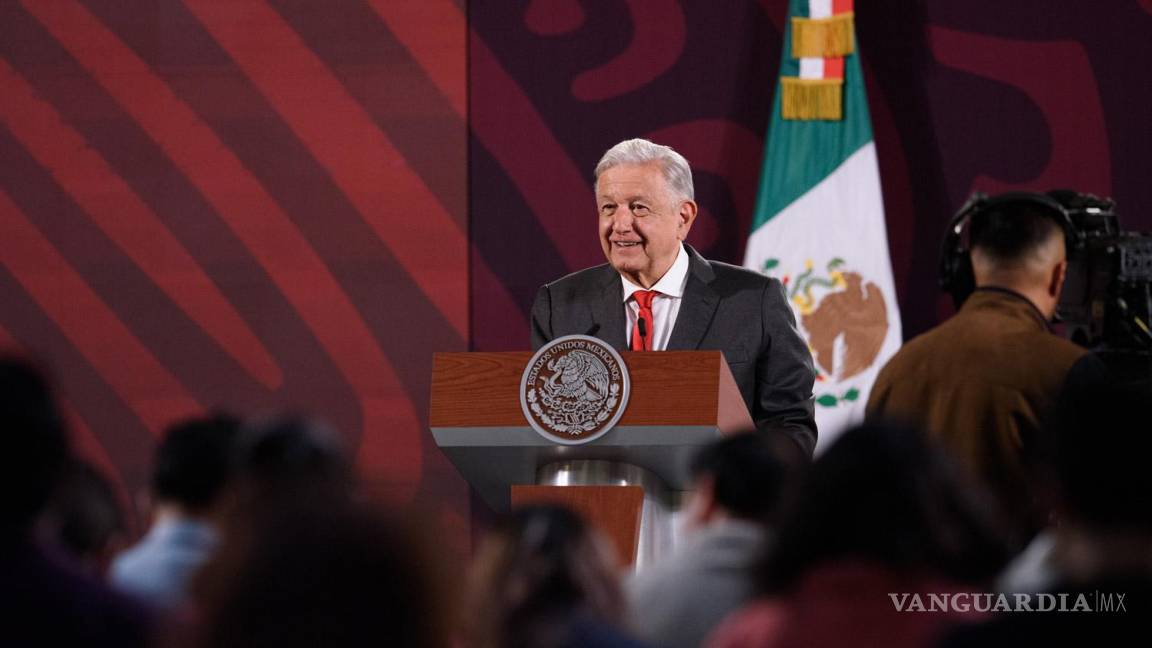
744,0,901,452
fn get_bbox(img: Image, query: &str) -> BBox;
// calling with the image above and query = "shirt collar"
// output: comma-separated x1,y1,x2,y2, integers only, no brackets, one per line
621,244,690,302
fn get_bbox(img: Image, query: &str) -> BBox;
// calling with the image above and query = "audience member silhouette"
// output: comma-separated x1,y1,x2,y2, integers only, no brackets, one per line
111,414,240,610
709,423,1012,648
224,415,355,520
628,432,800,648
943,374,1152,645
187,499,445,648
0,355,153,647
40,457,128,577
463,504,646,648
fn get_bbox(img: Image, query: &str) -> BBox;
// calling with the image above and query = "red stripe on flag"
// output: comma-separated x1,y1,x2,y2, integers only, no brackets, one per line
824,57,845,79
181,0,468,341
833,0,853,14
0,50,282,392
0,189,200,433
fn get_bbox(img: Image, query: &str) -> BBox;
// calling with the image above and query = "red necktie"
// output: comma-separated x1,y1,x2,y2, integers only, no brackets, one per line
631,290,659,351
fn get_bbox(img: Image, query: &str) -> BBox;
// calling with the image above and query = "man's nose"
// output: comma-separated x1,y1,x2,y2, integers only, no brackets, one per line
611,210,634,232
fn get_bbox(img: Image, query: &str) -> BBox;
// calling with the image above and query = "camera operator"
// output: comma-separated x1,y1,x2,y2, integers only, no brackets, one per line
866,193,1103,544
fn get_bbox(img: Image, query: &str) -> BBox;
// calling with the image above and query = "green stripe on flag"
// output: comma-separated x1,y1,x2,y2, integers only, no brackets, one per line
751,0,873,228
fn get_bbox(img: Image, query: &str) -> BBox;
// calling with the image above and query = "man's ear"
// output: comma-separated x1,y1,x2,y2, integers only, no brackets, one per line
1049,259,1068,298
677,199,698,240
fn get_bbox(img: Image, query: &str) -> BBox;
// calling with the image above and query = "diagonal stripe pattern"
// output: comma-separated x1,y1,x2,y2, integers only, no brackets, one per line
0,0,474,512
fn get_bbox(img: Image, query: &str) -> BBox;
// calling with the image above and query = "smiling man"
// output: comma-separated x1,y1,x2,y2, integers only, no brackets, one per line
530,138,817,456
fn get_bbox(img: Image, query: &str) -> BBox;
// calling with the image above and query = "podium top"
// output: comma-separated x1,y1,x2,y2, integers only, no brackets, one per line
431,350,752,431
429,351,753,510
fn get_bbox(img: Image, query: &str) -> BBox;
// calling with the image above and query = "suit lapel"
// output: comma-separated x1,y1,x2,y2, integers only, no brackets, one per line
667,246,719,351
590,268,627,350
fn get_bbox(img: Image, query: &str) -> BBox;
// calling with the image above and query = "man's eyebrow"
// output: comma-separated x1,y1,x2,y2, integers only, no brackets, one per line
597,189,653,204
604,193,648,202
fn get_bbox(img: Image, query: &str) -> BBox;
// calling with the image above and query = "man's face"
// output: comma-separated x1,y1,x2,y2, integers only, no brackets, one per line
597,162,697,288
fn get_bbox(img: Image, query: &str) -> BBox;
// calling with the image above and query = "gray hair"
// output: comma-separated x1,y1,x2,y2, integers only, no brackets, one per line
593,138,695,201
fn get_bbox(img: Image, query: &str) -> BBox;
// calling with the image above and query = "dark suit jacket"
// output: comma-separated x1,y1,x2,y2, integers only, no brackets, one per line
530,245,817,456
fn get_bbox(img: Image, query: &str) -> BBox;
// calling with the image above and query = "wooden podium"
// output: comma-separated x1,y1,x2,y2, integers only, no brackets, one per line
429,350,753,567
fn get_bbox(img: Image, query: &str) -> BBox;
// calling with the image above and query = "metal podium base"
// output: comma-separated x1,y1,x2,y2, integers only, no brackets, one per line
537,459,673,570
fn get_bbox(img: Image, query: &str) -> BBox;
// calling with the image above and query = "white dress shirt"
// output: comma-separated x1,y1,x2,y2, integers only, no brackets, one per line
621,244,690,351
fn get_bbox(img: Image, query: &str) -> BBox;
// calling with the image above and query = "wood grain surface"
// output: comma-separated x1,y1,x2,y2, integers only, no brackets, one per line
430,350,752,430
510,484,644,566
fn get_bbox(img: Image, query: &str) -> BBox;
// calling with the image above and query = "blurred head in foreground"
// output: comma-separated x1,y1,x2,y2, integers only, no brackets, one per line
464,504,625,648
190,500,444,648
0,355,68,540
760,422,1013,593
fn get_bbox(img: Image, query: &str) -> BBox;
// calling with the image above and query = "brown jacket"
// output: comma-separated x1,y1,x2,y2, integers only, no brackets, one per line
866,288,1088,529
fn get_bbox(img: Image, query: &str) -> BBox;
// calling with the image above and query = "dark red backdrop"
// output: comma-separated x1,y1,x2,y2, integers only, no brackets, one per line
2,0,1150,544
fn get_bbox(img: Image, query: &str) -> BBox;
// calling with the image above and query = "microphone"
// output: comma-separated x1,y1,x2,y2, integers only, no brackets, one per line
584,322,600,337
637,317,648,350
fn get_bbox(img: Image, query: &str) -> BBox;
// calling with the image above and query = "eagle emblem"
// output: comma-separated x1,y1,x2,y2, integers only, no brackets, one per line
520,335,630,444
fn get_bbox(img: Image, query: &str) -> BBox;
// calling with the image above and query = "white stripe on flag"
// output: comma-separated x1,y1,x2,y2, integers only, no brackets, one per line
744,143,902,452
809,0,833,18
799,58,824,79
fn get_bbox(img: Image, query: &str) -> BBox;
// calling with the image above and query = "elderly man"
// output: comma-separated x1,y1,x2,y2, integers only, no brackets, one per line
530,138,817,456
